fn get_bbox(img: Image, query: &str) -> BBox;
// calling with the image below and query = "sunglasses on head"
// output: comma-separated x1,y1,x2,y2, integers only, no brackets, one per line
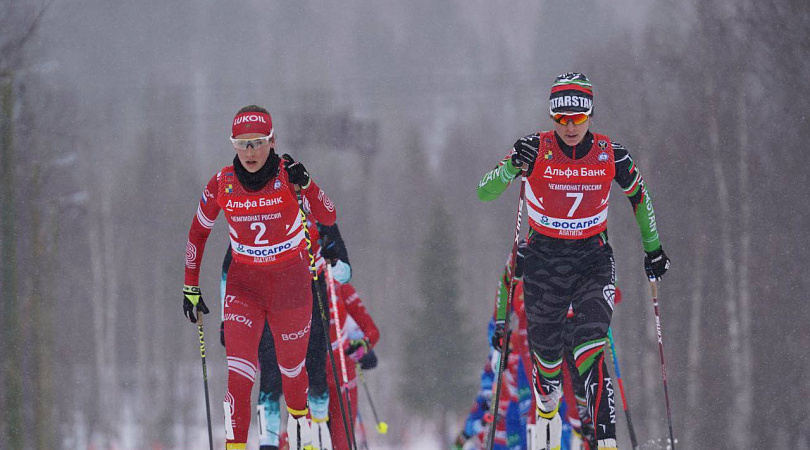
230,133,273,150
552,113,589,125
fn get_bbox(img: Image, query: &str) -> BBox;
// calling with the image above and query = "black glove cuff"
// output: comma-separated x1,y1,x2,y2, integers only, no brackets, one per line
646,246,665,259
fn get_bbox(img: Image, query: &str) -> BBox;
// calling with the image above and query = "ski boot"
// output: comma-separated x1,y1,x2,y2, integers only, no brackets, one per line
532,403,562,450
312,418,333,450
569,428,583,450
596,438,617,450
527,422,537,449
308,390,332,449
287,413,315,450
257,397,282,450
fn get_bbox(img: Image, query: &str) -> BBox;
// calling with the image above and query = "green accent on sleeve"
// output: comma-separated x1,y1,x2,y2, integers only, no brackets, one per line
625,182,641,198
477,158,520,202
495,267,509,321
636,181,662,252
622,171,641,196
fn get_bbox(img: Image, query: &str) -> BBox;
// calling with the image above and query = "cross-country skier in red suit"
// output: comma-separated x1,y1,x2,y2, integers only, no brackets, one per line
183,105,336,450
324,281,380,450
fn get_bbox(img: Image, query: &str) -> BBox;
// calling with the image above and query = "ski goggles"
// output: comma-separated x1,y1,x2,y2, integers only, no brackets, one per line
230,133,273,150
552,113,589,125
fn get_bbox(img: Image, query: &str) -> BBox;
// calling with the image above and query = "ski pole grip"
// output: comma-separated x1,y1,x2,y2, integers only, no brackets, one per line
650,279,658,298
197,310,204,326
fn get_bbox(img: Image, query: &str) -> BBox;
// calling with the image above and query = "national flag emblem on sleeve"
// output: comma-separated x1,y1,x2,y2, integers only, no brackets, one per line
226,184,233,193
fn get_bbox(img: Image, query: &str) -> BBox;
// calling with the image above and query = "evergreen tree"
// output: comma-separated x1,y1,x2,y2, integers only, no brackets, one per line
400,196,476,423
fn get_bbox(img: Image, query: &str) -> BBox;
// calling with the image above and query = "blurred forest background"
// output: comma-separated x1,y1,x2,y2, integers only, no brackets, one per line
1,0,809,448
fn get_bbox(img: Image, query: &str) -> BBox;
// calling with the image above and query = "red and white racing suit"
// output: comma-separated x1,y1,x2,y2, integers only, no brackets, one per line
185,160,336,447
324,280,380,450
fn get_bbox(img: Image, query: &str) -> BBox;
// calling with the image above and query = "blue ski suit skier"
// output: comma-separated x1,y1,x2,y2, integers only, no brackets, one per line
477,73,670,450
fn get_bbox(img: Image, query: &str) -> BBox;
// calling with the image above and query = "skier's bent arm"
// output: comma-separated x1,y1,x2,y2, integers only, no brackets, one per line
320,223,352,283
613,143,661,252
342,283,380,347
185,173,222,286
299,180,336,226
477,156,521,202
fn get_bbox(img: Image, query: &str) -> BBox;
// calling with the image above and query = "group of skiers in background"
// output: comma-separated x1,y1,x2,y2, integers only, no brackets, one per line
181,71,670,450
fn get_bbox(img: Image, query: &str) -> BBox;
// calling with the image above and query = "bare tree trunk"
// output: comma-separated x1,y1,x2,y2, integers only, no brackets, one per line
734,80,754,449
100,192,120,441
1,75,23,449
707,74,743,447
88,211,109,446
135,250,149,447
31,164,55,449
152,258,172,445
684,234,706,448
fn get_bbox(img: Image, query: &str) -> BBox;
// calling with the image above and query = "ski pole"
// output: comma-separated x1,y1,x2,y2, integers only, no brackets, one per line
196,312,214,450
486,178,525,450
650,280,676,450
326,264,360,449
358,368,388,434
607,328,639,449
356,410,371,450
297,200,356,450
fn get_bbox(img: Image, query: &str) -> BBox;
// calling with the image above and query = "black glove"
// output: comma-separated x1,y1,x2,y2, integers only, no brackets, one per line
491,321,510,352
644,247,671,280
510,135,540,175
359,350,378,370
321,238,339,261
282,154,311,188
182,285,210,323
220,321,226,347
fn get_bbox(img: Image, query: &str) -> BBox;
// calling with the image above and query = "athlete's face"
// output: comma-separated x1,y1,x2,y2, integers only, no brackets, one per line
554,115,590,147
234,132,274,173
